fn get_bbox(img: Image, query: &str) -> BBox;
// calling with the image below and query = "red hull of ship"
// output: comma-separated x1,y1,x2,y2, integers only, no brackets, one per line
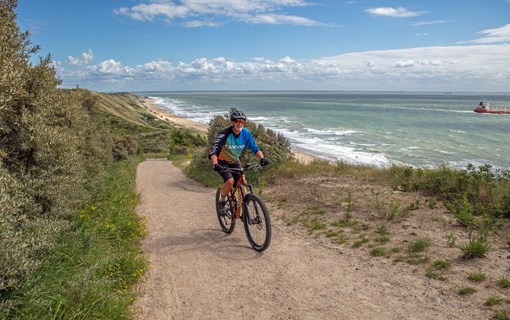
474,109,510,114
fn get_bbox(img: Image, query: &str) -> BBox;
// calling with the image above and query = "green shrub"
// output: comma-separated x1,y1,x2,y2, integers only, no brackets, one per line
2,158,148,319
0,0,113,306
169,127,206,156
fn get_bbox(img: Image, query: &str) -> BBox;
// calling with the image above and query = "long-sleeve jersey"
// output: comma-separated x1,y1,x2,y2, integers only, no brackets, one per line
208,127,260,164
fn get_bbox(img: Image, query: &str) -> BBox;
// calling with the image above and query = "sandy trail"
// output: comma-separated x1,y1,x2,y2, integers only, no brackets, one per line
134,160,484,320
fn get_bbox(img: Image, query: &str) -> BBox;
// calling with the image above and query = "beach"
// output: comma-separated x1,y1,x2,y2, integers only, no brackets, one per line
139,96,209,132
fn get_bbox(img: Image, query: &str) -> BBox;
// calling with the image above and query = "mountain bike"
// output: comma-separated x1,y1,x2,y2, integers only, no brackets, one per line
215,163,271,252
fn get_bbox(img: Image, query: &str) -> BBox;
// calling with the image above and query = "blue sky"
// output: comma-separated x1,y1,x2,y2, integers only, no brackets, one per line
16,0,510,92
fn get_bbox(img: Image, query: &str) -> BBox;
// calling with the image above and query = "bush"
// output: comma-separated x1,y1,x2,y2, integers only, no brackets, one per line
0,0,113,303
169,127,207,156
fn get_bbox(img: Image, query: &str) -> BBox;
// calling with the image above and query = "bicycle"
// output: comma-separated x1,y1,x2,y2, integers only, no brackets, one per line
215,163,272,252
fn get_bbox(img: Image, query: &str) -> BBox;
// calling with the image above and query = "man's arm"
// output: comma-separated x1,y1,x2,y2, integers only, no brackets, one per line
210,154,219,166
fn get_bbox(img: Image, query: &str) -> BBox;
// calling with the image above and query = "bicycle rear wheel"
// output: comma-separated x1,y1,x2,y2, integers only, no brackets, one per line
216,188,236,233
242,194,271,251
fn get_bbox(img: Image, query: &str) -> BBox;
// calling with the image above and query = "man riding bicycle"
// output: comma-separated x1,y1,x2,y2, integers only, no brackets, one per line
209,110,269,214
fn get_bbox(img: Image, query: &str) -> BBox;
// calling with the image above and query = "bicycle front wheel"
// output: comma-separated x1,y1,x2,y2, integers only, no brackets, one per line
242,194,271,251
216,188,236,233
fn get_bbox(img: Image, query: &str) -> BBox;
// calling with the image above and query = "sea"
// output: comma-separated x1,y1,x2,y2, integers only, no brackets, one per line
136,91,510,170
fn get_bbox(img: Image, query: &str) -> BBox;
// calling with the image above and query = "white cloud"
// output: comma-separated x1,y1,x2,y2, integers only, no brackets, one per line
114,3,189,22
243,14,319,26
365,7,424,18
60,44,510,92
67,49,94,66
114,0,317,26
459,24,510,44
185,20,221,27
89,59,125,75
412,20,449,26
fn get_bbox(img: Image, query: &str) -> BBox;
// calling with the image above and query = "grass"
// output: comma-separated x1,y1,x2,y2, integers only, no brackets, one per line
467,272,487,283
370,247,388,257
458,287,477,296
352,235,370,248
485,297,503,307
408,238,431,253
461,233,491,259
493,309,510,320
2,157,148,319
432,259,452,270
499,277,510,289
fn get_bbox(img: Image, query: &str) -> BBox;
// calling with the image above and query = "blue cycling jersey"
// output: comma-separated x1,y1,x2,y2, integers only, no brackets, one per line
208,127,260,164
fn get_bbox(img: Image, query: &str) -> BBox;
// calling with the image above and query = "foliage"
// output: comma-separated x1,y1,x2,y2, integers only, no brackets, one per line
169,127,207,155
91,92,174,158
0,2,159,313
1,158,148,319
386,164,510,229
1,0,114,299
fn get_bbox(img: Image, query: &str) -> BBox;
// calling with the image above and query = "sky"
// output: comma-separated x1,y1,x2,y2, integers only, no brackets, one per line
16,0,510,92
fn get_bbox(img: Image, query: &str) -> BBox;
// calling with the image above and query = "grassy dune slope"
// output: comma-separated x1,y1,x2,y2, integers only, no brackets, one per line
94,91,174,157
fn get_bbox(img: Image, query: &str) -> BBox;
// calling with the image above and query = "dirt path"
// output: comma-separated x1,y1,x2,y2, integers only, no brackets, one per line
133,160,486,320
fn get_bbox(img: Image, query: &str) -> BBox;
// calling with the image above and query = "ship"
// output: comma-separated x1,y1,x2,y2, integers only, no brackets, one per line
474,100,510,114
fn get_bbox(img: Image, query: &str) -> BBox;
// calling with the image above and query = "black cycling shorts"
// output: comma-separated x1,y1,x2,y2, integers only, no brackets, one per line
218,160,242,185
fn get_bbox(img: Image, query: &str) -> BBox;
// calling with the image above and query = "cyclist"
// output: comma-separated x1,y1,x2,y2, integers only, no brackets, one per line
209,110,269,214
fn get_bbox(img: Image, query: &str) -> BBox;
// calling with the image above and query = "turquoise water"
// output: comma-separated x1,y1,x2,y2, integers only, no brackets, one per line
136,91,510,169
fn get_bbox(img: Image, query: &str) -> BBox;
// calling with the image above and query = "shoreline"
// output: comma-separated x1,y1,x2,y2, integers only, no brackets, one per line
137,96,316,164
138,96,209,132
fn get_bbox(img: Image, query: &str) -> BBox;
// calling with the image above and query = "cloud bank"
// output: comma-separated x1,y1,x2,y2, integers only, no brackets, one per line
59,24,510,92
59,44,510,92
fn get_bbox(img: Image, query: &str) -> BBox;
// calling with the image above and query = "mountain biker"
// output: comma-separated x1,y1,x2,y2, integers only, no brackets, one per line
209,110,269,214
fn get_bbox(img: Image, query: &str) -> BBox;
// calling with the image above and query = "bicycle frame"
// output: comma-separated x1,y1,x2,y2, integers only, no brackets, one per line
225,166,256,219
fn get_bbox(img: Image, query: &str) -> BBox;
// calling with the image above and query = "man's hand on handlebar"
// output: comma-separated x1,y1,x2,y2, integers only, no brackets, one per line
260,158,269,167
213,164,224,172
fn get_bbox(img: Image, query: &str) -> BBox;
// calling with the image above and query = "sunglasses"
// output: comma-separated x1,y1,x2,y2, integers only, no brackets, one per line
234,120,245,124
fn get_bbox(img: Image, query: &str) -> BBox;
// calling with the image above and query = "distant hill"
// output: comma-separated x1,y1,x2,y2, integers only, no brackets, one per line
91,91,174,157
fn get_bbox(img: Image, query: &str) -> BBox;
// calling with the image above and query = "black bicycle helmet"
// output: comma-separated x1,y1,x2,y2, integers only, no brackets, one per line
230,110,247,122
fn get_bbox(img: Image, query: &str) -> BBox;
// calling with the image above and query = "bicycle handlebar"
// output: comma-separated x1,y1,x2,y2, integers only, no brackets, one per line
220,163,267,173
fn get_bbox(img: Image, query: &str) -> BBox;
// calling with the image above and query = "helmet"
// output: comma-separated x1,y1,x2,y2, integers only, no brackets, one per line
230,110,247,122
